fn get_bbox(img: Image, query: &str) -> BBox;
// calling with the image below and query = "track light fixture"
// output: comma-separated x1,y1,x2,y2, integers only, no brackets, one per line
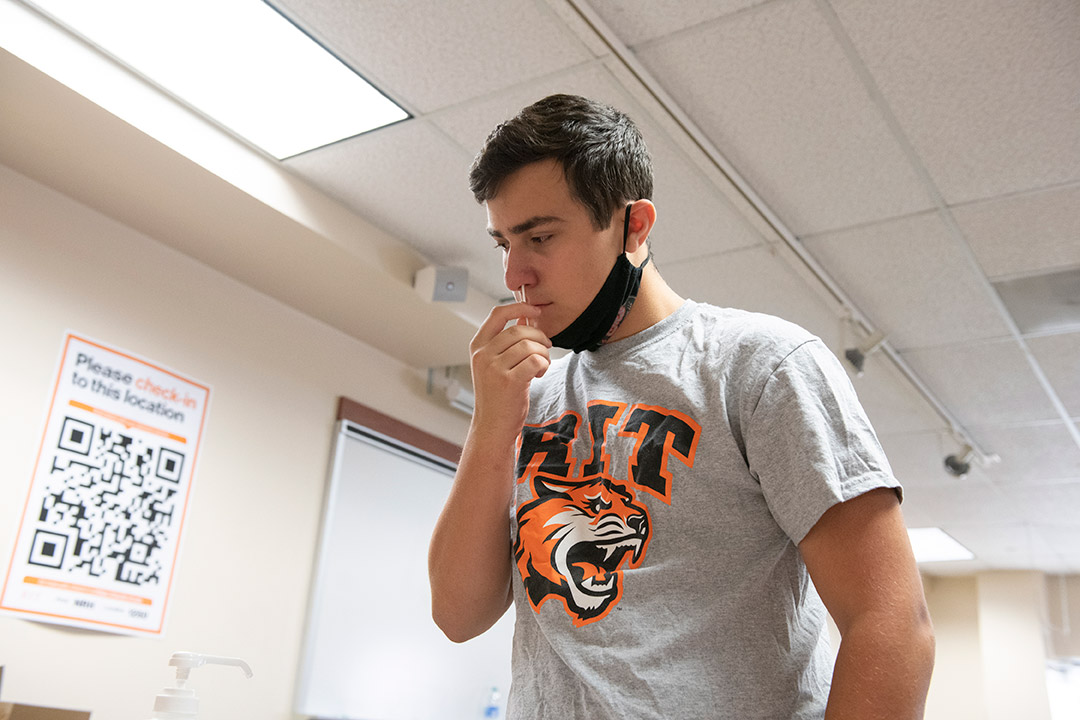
944,444,974,478
844,330,887,377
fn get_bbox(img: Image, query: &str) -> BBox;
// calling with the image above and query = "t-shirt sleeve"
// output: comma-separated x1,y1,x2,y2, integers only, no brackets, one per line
743,338,901,544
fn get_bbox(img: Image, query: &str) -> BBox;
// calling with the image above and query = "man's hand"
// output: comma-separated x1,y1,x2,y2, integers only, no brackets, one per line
469,302,551,442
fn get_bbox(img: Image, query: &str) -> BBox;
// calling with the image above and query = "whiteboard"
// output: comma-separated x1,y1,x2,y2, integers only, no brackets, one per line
295,421,514,719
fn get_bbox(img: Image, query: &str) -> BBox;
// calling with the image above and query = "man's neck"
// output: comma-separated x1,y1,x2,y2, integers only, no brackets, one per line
605,266,684,344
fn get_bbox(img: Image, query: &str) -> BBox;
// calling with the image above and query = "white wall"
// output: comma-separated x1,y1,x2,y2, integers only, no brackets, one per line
923,574,986,720
0,163,470,719
1047,574,1080,660
977,572,1053,720
923,571,1071,720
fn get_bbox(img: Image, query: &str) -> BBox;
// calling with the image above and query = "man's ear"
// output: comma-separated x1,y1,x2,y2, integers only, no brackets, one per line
625,200,657,258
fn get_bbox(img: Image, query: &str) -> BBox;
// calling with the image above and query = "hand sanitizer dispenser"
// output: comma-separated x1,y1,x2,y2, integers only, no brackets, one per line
149,652,253,719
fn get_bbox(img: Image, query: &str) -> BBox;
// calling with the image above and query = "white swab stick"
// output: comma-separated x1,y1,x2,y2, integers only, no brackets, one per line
516,285,531,327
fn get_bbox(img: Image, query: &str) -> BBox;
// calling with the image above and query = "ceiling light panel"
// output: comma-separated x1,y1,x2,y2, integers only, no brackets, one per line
993,267,1080,335
908,527,975,563
25,0,408,159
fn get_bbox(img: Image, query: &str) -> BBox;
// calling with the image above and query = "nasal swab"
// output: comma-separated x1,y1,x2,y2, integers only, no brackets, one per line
516,285,531,327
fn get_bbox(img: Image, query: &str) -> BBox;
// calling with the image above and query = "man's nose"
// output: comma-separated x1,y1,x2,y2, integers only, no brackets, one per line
502,245,534,293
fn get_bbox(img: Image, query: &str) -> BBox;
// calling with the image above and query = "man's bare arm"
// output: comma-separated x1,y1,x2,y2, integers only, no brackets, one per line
428,302,549,642
800,488,936,719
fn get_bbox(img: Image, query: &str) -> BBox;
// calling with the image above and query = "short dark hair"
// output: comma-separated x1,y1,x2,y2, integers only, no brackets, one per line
469,94,653,230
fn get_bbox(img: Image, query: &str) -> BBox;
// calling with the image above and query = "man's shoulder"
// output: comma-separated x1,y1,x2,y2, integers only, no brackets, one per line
687,301,818,355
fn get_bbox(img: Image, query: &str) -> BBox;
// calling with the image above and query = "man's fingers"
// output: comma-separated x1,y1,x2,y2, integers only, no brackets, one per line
498,339,551,381
472,303,544,350
472,323,550,364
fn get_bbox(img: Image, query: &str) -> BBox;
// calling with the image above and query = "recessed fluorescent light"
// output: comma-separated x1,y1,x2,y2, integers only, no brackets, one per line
993,267,1080,335
907,527,975,563
23,0,409,159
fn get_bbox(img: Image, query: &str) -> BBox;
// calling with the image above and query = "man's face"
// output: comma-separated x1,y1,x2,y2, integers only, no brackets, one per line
486,159,623,338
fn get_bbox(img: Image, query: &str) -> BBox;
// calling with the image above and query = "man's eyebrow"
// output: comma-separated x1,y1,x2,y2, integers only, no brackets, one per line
487,215,564,238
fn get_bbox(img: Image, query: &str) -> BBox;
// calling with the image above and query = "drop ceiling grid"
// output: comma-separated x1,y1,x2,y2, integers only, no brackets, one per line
800,212,1011,350
272,0,594,113
630,0,934,237
828,0,1080,205
899,339,1062,431
1027,333,1080,417
950,184,1080,281
972,422,1080,486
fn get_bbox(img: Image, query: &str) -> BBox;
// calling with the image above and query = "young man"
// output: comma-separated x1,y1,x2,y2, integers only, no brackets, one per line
429,94,934,719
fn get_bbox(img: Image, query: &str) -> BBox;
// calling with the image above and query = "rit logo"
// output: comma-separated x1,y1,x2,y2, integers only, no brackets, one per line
515,400,701,503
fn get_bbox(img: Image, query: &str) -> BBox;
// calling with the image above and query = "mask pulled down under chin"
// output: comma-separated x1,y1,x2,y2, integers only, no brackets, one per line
549,252,649,353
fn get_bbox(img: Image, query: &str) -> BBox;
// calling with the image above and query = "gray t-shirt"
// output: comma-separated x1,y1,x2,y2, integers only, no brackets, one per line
506,300,900,719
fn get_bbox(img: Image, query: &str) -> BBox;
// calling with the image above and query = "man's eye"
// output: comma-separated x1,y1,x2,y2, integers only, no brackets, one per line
493,242,508,252
531,235,551,244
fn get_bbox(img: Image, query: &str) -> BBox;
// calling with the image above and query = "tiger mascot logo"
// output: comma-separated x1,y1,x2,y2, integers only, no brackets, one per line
514,472,650,626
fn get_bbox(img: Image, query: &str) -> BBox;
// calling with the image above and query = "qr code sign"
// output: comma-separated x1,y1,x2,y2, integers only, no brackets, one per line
30,414,184,587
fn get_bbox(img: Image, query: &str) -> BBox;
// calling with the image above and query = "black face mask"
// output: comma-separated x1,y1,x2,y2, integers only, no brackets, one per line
550,205,650,353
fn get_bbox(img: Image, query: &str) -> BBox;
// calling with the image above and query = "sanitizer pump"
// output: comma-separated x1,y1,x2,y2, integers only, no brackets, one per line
149,651,253,719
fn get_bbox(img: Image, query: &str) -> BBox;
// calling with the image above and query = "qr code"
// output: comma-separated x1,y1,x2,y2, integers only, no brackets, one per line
28,415,185,586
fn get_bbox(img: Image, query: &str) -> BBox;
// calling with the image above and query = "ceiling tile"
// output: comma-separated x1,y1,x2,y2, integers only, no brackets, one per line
633,0,934,235
900,339,1061,429
913,481,1019,528
283,120,510,296
272,0,592,112
895,483,938,528
429,63,634,157
952,184,1080,280
943,522,1050,572
850,353,946,437
649,151,763,264
830,0,1080,203
662,245,840,342
974,422,1080,485
802,212,1011,349
588,0,766,47
1028,332,1080,417
878,430,976,488
892,472,1003,562
1038,525,1080,572
1002,480,1080,529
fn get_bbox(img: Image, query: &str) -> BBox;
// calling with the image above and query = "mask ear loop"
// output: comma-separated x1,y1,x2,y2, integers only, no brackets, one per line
623,203,651,269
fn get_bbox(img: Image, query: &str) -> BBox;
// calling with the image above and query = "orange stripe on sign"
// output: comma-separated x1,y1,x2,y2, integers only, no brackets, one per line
24,576,153,605
68,400,187,444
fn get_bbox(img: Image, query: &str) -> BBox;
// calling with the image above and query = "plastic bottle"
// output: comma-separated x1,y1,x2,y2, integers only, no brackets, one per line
148,651,253,719
483,686,501,718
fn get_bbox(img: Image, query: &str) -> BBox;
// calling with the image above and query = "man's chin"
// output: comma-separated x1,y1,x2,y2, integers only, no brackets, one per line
537,315,568,342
